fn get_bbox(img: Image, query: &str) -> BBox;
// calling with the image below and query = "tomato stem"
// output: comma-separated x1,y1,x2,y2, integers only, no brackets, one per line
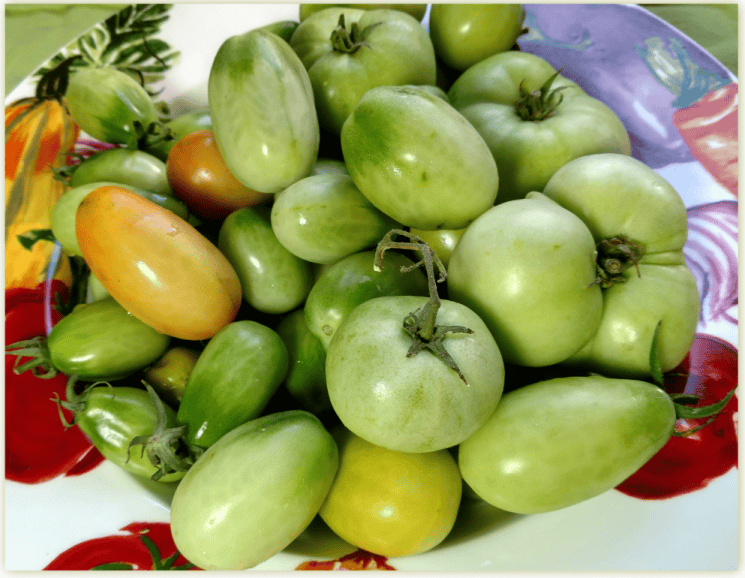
128,381,203,481
514,68,568,121
330,14,381,54
590,237,644,288
374,229,473,384
5,336,57,378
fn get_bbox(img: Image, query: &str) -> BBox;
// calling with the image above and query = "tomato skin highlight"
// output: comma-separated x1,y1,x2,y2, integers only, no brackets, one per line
75,186,242,340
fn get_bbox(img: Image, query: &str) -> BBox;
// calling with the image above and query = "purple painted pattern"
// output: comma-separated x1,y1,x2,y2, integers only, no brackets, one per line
685,201,738,326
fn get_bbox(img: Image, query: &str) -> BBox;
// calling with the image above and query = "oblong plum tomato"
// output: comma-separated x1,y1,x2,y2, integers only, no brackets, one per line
458,375,676,513
71,383,185,482
167,129,271,221
170,410,338,570
70,148,172,197
75,186,242,340
65,66,159,145
47,297,171,382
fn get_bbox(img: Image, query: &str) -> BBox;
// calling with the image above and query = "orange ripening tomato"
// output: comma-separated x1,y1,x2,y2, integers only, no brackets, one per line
5,98,78,289
166,129,272,221
75,185,242,340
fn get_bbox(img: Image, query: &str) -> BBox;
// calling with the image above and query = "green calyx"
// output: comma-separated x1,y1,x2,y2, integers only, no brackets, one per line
5,336,56,378
514,68,567,121
127,381,203,481
374,229,473,385
330,14,381,54
591,237,644,288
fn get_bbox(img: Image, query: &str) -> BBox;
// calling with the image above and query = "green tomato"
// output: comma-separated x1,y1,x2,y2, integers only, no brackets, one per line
73,384,185,482
270,172,399,264
410,227,465,268
259,19,300,42
176,321,289,449
218,206,313,314
299,4,427,22
145,108,212,162
65,66,160,145
290,8,437,134
542,154,700,377
208,29,319,193
48,297,171,381
70,148,172,196
448,51,631,203
304,250,428,350
458,375,676,513
52,181,189,256
319,427,462,558
144,346,200,408
86,270,110,302
311,157,348,176
326,295,504,453
170,410,339,570
341,85,498,230
447,193,603,367
430,4,525,71
275,309,331,415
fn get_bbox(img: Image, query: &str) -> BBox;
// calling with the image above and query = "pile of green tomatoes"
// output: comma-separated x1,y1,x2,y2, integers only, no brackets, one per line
8,3,735,571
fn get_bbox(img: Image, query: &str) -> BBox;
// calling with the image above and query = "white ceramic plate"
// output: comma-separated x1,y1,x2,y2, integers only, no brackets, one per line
5,3,738,572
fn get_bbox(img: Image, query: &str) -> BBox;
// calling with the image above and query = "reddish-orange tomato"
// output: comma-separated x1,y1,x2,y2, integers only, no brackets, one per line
76,185,242,340
166,129,271,220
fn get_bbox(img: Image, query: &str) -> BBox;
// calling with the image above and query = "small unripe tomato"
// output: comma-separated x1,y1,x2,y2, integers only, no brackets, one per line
166,129,271,220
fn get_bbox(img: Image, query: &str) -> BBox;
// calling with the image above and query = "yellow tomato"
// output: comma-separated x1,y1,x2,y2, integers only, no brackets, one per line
319,428,462,558
75,185,242,340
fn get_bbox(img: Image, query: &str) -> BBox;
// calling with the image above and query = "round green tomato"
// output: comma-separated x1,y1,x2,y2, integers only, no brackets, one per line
275,309,331,415
176,320,289,449
66,67,160,145
290,8,437,134
48,297,171,381
144,346,200,408
218,206,313,314
270,172,399,264
326,295,504,453
145,108,212,161
70,148,172,196
299,4,427,22
448,51,631,203
459,375,676,513
430,4,525,71
342,85,498,230
543,154,700,377
319,427,462,558
304,250,428,350
447,192,602,367
75,384,185,482
52,181,189,256
170,410,339,570
208,29,319,193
